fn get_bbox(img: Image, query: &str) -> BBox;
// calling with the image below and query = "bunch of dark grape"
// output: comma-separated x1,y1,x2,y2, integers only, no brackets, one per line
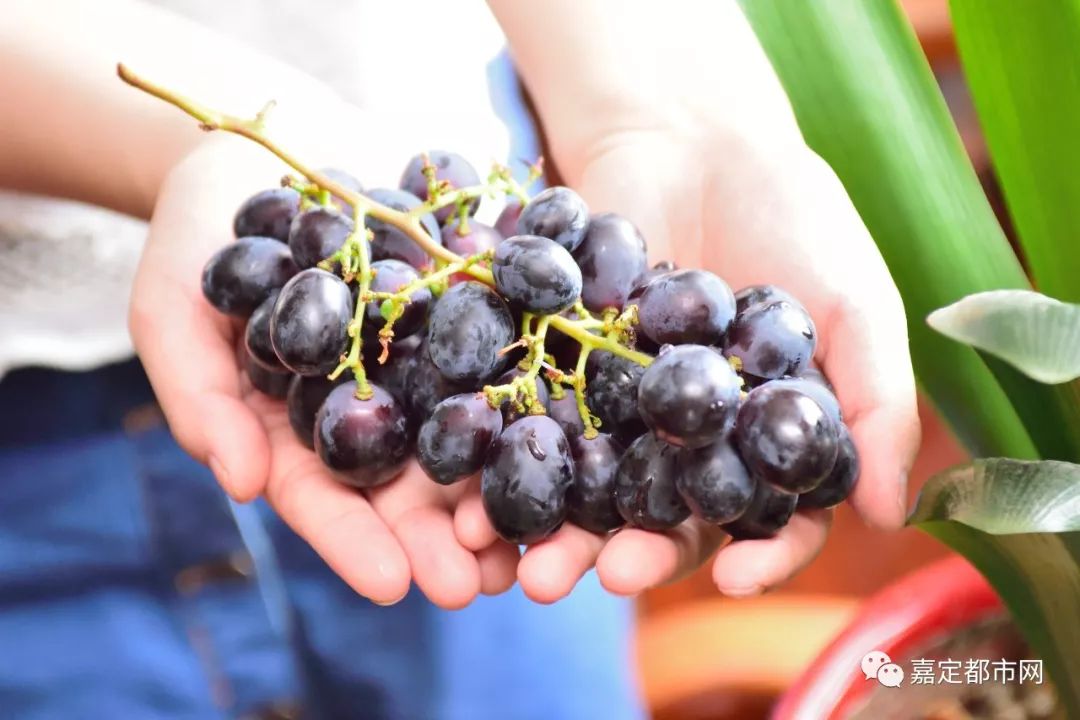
202,150,859,550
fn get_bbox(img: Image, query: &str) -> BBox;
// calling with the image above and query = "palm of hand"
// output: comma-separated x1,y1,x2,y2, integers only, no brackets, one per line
133,128,918,609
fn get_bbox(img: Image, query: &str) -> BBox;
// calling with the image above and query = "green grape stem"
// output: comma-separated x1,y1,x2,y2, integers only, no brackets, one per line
117,65,653,407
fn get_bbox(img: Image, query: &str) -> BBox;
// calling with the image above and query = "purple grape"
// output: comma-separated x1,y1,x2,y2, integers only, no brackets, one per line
637,269,736,346
492,235,583,314
637,344,741,449
723,300,816,380
399,150,481,224
417,393,503,485
315,383,409,488
722,481,797,541
734,384,838,493
798,424,860,510
286,373,349,449
365,188,442,270
516,186,589,252
567,433,625,534
614,433,690,530
481,416,574,544
426,282,515,384
234,188,301,242
573,213,648,312
245,353,291,399
366,259,431,338
201,237,299,317
676,439,756,524
288,206,353,269
270,269,352,376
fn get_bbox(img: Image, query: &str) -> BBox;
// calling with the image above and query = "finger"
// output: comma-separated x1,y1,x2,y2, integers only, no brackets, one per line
476,542,521,596
517,524,607,604
453,475,500,552
819,291,920,530
262,407,412,605
712,509,832,597
367,465,482,610
596,520,727,596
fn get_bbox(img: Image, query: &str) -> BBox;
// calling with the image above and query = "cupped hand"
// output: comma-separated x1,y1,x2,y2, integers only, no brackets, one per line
455,123,921,604
130,133,519,609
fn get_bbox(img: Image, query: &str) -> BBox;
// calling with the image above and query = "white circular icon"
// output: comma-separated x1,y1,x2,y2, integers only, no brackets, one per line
860,650,892,680
877,662,905,688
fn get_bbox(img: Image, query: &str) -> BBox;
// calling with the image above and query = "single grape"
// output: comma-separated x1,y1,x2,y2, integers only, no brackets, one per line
629,260,678,300
367,334,422,411
441,220,502,285
492,235,583,314
764,376,842,425
614,433,690,530
481,416,574,544
637,344,741,449
405,337,476,427
637,269,736,346
493,367,551,424
245,353,291,399
270,268,352,376
722,480,797,541
798,423,860,510
734,284,801,316
201,236,299,316
365,188,442,270
288,205,354,269
426,282,515,384
516,186,589,252
318,167,364,211
567,433,625,534
799,366,834,391
548,392,586,439
287,373,349,449
494,199,522,238
572,213,648,312
723,300,817,380
234,187,301,242
399,150,481,224
245,291,285,371
366,259,431,338
315,383,409,488
734,384,839,493
676,439,756,524
417,393,503,485
587,353,648,444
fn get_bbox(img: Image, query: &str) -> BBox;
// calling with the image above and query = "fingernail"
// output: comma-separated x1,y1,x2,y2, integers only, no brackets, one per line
372,591,408,607
896,471,910,521
720,584,763,598
208,454,231,489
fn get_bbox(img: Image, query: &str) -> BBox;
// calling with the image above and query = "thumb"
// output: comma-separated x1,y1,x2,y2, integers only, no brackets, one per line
131,138,281,501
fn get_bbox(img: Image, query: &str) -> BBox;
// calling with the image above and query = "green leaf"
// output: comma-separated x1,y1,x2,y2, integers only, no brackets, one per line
950,0,1080,305
739,0,1037,460
910,459,1080,717
928,290,1080,384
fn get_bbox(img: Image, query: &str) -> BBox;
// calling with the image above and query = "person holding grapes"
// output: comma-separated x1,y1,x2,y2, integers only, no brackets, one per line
0,0,919,718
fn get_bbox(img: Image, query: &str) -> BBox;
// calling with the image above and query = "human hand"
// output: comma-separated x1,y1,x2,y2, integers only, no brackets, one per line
453,100,920,604
131,133,520,609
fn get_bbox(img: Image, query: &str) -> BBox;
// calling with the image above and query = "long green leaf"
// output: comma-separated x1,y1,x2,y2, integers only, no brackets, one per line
739,0,1036,459
910,459,1080,717
950,0,1080,305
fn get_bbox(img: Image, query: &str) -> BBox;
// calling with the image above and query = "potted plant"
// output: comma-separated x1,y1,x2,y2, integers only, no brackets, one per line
740,0,1080,717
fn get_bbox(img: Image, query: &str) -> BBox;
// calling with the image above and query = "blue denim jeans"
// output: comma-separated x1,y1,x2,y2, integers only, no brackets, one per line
0,358,643,719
